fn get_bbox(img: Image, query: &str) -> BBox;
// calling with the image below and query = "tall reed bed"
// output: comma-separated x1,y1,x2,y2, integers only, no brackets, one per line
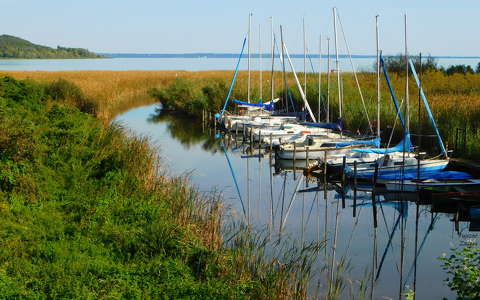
149,69,480,159
0,75,333,298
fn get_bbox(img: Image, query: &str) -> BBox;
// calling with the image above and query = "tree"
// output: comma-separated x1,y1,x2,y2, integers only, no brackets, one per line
381,54,439,74
444,64,475,76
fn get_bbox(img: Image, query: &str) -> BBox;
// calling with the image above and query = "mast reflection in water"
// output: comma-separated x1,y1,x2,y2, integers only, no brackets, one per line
116,104,479,299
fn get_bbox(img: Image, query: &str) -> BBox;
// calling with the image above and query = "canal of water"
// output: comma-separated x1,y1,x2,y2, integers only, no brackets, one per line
114,104,479,299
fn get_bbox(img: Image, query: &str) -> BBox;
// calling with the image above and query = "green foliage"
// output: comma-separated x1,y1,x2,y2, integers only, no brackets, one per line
444,64,475,76
383,54,439,74
0,34,102,58
149,77,229,116
0,76,261,298
440,247,480,299
45,79,98,115
149,77,207,115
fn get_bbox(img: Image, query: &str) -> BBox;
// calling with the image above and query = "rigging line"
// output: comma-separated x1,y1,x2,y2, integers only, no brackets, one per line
279,171,288,233
220,141,246,219
269,155,274,233
403,213,440,289
280,176,305,232
375,212,402,281
345,198,365,255
218,37,247,118
305,188,319,228
336,11,374,134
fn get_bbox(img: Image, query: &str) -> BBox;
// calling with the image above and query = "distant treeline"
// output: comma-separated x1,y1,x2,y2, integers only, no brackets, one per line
0,34,102,58
384,54,480,76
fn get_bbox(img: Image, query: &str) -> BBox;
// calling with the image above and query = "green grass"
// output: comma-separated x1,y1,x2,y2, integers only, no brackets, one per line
0,76,330,299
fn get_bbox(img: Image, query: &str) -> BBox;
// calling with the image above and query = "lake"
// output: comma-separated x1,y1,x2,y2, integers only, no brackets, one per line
114,104,478,299
0,57,478,72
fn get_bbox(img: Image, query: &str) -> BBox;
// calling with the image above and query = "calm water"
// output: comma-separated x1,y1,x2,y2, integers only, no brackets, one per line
114,104,479,300
0,57,478,72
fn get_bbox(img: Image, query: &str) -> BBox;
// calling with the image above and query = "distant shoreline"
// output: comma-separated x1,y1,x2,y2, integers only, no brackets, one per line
101,53,480,59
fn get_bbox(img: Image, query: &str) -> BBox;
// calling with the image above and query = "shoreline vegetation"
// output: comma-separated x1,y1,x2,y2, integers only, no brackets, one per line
2,67,480,298
0,76,322,298
0,35,102,59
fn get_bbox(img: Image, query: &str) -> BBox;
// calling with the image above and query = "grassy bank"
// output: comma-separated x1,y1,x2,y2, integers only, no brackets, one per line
148,70,480,159
4,69,480,159
0,76,321,298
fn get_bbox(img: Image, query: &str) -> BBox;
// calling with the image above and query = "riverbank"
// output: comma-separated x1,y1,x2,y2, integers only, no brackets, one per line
0,76,319,298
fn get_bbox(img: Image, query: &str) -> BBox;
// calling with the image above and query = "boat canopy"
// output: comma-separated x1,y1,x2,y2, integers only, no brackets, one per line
232,99,275,111
300,119,343,131
352,133,413,154
335,137,381,149
379,170,472,181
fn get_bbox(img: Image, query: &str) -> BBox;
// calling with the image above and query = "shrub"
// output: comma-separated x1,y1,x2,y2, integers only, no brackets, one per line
45,79,97,115
440,247,480,299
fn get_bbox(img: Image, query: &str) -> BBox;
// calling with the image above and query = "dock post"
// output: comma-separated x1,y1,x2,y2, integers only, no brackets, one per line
417,156,421,180
250,129,253,148
293,143,297,179
242,123,246,141
269,133,273,152
372,162,379,228
353,161,357,218
341,156,346,209
306,146,310,169
258,130,262,161
323,151,327,182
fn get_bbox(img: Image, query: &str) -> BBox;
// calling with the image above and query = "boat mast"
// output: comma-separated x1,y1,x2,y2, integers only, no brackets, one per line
327,37,331,122
280,25,288,113
376,15,381,138
248,13,252,103
318,34,322,122
259,23,262,102
405,13,410,132
282,41,317,122
333,7,342,119
270,17,275,103
303,18,307,99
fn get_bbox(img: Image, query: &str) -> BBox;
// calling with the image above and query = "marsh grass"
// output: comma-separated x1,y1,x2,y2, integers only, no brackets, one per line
0,75,337,299
144,69,480,159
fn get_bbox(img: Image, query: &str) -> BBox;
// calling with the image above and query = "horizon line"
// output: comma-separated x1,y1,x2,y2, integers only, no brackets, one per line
99,53,480,59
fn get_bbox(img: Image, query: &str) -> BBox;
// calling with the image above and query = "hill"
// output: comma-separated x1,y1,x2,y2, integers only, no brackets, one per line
0,34,102,58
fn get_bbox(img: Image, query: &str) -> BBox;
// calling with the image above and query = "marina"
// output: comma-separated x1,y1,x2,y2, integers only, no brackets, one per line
115,103,480,299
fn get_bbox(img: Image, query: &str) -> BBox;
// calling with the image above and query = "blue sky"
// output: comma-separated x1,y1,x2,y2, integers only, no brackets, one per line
0,0,478,56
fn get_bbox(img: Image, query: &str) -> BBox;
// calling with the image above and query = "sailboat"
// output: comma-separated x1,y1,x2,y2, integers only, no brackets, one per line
276,8,379,159
345,15,450,181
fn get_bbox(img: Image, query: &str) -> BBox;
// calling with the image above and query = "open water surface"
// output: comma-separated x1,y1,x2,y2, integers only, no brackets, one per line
114,104,480,299
0,57,478,72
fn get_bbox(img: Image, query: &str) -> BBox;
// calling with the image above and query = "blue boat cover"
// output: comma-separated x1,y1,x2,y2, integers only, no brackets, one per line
301,119,343,131
232,99,275,111
335,137,381,148
352,133,413,154
378,170,472,181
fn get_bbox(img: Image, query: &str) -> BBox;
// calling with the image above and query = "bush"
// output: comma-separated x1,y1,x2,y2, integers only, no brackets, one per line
149,77,207,115
45,79,97,115
444,64,475,76
440,247,480,299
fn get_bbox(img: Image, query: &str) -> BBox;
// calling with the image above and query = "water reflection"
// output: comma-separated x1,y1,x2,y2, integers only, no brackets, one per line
147,109,220,153
116,105,480,299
